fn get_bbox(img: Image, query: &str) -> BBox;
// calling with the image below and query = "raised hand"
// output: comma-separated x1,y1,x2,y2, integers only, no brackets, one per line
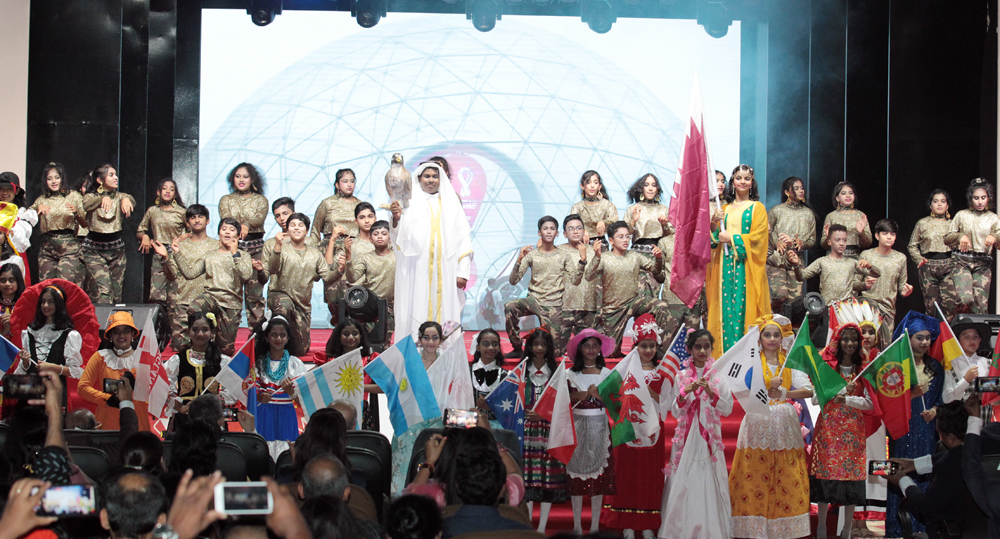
36,204,51,216
100,196,114,213
785,251,800,265
593,240,602,257
150,240,168,258
902,283,914,297
251,259,264,271
652,246,662,259
855,214,867,234
959,235,972,252
987,234,997,250
120,197,134,217
139,235,151,254
239,224,249,240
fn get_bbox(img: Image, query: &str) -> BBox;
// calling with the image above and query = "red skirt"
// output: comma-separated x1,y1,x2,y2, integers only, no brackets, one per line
600,427,666,530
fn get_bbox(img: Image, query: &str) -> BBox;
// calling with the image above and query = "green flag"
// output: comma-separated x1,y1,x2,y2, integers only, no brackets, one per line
784,316,847,407
859,331,919,440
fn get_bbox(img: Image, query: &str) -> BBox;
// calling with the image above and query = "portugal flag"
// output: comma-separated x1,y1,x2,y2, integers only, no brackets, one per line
861,331,920,440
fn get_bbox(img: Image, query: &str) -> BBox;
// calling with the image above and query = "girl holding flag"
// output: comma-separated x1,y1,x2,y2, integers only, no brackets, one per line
729,315,813,539
884,311,943,538
165,312,236,429
810,323,873,539
600,314,671,539
520,327,566,534
566,328,616,535
253,315,307,458
659,328,733,539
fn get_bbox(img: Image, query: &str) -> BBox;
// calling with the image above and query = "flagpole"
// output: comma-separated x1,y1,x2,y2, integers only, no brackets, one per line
775,320,807,379
935,300,970,364
851,331,908,385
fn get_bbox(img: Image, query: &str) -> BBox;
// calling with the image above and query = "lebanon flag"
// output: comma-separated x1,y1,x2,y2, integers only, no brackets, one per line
135,313,170,420
597,348,660,448
860,331,920,440
668,73,715,308
532,359,576,465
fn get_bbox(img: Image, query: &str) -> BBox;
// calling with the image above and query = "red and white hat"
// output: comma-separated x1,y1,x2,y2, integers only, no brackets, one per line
632,314,662,345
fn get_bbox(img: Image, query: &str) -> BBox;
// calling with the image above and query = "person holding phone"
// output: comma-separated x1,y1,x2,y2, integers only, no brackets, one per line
79,311,149,431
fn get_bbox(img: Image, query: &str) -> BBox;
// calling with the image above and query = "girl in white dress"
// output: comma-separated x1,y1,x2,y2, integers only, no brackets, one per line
659,329,734,539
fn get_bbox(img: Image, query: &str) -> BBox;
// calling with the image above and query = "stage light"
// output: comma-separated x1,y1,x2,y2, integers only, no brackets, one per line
581,0,615,33
467,0,501,32
247,0,281,26
352,0,386,27
782,292,827,328
697,0,732,38
345,286,380,322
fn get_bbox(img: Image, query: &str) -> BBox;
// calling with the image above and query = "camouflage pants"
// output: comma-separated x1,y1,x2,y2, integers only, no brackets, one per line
663,298,704,345
38,235,85,283
918,258,958,321
766,264,802,314
171,302,193,352
323,236,348,326
268,292,311,357
559,310,598,357
600,296,673,354
953,256,992,315
505,297,561,353
82,246,125,304
244,245,266,329
149,251,177,305
636,251,660,298
188,295,240,356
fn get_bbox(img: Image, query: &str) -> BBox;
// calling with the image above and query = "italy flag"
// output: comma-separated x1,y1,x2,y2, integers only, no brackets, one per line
364,336,440,437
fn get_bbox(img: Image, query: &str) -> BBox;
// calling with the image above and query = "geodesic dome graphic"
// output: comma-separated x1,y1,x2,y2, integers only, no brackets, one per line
200,16,686,329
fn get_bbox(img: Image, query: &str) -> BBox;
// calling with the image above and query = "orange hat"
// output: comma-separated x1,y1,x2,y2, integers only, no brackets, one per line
104,311,138,338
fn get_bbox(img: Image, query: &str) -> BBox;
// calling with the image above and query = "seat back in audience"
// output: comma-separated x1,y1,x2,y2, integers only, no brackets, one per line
163,440,248,481
490,428,522,468
68,446,112,481
220,431,273,480
347,482,378,522
275,449,293,476
0,423,8,449
346,446,386,519
64,429,121,447
961,453,1000,538
451,530,547,539
346,430,391,492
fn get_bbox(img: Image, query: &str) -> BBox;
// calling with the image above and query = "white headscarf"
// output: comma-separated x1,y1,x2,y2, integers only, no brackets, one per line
396,161,470,260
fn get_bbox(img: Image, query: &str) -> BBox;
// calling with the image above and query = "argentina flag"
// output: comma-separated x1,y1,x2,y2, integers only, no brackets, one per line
364,336,440,437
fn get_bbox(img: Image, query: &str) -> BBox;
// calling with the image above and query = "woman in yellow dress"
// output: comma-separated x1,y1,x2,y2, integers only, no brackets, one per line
707,164,771,356
729,315,813,539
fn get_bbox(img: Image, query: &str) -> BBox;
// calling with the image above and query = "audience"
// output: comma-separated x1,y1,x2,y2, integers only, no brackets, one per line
385,495,443,539
440,447,533,538
65,377,138,467
99,470,169,539
962,394,1000,539
120,432,166,474
329,400,358,431
300,494,362,539
290,409,350,483
886,401,969,537
187,394,225,434
299,453,382,539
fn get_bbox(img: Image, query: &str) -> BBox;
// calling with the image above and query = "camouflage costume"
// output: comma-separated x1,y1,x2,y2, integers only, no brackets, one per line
625,200,670,297
907,215,957,319
767,201,816,312
163,236,220,350
263,240,340,356
558,243,601,353
82,190,136,304
945,208,1000,315
658,233,705,342
137,202,187,305
505,247,584,355
584,249,670,352
218,191,268,328
172,247,253,356
821,207,872,258
31,191,86,282
312,193,362,325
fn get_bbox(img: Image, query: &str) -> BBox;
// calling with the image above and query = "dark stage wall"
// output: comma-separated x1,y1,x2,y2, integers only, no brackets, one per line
24,0,998,316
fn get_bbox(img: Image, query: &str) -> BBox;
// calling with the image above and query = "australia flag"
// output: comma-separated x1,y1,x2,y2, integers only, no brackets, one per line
486,359,526,452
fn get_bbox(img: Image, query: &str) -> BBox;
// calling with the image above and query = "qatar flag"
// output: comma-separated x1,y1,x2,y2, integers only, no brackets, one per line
668,74,715,308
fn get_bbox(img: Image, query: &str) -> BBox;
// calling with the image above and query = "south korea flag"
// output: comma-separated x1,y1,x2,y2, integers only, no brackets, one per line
714,327,770,418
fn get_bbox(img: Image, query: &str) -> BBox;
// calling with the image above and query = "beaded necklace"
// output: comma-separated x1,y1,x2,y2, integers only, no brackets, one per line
266,350,290,382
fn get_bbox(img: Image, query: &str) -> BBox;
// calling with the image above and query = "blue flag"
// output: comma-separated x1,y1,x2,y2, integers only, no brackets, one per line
216,337,257,408
364,336,440,437
0,335,19,378
486,360,526,452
